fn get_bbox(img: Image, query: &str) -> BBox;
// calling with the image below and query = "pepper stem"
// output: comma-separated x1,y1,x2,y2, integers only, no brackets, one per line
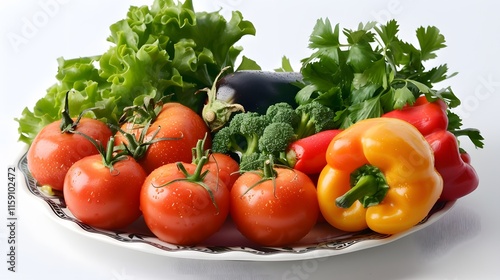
335,165,389,208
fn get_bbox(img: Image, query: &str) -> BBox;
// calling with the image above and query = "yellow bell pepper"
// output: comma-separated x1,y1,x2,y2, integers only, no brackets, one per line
316,118,443,234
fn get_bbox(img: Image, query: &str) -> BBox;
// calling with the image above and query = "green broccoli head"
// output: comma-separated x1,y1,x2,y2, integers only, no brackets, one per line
212,111,270,159
265,102,300,126
239,152,267,172
295,101,335,139
258,122,295,155
239,113,270,155
211,126,233,154
212,101,335,171
239,112,269,136
227,112,249,134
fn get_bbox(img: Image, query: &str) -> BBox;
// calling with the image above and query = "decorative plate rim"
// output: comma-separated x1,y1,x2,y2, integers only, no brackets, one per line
18,151,455,261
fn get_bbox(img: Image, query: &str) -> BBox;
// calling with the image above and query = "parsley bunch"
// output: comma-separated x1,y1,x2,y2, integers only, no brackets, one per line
295,19,483,148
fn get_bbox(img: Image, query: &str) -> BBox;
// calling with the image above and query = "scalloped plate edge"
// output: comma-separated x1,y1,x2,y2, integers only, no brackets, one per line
18,151,455,261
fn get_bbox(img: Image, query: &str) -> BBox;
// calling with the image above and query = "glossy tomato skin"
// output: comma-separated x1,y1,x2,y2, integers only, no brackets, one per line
27,118,112,191
204,153,240,191
140,162,229,245
230,168,319,247
118,103,211,174
63,154,147,230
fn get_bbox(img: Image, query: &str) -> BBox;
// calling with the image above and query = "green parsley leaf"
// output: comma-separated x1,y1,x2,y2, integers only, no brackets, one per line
296,19,483,149
275,56,295,72
417,25,447,61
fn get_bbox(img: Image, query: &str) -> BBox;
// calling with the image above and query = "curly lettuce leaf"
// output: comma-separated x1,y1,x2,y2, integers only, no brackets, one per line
16,0,258,145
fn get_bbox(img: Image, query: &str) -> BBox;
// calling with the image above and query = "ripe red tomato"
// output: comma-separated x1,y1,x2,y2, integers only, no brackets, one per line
27,118,112,191
117,102,211,173
230,167,319,247
140,162,229,245
204,153,240,190
63,154,147,230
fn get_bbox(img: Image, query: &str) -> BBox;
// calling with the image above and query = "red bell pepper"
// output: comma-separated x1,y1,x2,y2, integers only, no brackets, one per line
382,96,448,135
286,129,342,175
382,96,479,201
425,130,479,201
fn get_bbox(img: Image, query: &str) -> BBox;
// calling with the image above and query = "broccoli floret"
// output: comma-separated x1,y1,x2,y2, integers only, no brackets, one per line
211,112,270,158
295,101,335,139
265,101,334,139
258,122,296,165
259,122,295,154
211,126,234,154
239,113,270,156
265,102,299,126
211,101,335,170
227,112,249,134
239,152,267,171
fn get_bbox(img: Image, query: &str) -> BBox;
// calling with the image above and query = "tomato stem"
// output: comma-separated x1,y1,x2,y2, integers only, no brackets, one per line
191,134,210,165
59,91,103,134
191,134,222,190
59,91,77,133
113,122,182,161
172,158,219,213
57,91,129,171
262,158,276,178
177,156,209,182
153,136,221,213
240,155,278,198
120,96,166,125
104,137,116,167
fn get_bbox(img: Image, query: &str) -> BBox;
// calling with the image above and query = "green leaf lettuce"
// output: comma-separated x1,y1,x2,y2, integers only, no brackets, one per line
16,0,259,145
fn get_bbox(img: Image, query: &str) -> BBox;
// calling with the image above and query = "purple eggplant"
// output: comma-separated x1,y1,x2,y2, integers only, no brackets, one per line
202,69,303,131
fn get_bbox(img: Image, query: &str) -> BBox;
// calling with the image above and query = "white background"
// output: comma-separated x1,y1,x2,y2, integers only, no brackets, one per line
1,0,499,279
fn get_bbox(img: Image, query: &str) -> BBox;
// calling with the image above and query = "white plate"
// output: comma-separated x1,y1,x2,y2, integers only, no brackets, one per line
18,152,454,261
